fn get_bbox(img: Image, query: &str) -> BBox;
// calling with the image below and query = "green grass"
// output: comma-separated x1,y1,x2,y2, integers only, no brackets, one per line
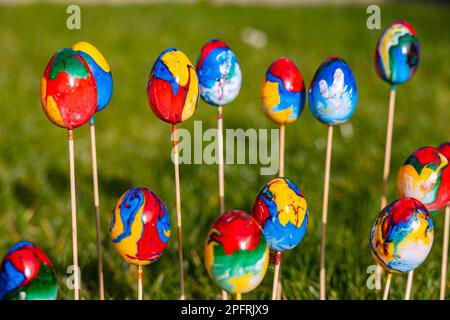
0,2,449,300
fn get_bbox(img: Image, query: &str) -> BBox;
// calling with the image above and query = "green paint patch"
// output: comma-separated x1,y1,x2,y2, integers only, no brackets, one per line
49,48,90,80
4,265,57,300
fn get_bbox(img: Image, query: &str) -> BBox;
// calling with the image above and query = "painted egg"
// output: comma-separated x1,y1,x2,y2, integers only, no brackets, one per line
261,57,306,125
0,241,57,300
375,20,420,85
110,187,171,266
196,39,242,106
370,197,434,273
204,210,269,294
308,57,358,125
147,48,199,124
40,48,98,129
252,177,308,252
437,142,450,206
72,41,113,113
397,146,449,213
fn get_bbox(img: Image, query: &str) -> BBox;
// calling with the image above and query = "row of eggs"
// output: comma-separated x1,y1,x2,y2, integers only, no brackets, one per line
41,20,419,131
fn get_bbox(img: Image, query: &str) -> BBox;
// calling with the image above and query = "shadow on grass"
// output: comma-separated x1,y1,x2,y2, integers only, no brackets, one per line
46,167,68,196
98,174,133,198
13,180,37,207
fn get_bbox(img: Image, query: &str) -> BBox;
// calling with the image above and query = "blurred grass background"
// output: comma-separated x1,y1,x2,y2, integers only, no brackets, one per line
0,1,449,300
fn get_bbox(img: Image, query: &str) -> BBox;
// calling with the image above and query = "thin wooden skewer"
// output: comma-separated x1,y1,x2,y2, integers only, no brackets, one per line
405,270,414,300
68,129,80,300
172,124,185,300
217,106,228,301
271,251,281,300
137,265,143,300
319,125,333,300
279,124,285,177
235,293,242,300
376,86,397,291
380,86,397,209
89,118,105,300
383,273,392,300
218,106,225,215
274,124,286,300
276,263,283,300
440,206,450,300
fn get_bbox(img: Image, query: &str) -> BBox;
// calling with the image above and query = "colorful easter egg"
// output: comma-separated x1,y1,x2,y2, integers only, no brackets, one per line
261,58,306,125
40,48,98,129
370,197,434,273
375,20,420,85
196,39,242,106
204,210,269,294
110,187,171,266
308,57,358,125
72,41,113,112
147,48,199,124
0,241,57,300
252,177,308,252
397,146,449,213
437,142,450,206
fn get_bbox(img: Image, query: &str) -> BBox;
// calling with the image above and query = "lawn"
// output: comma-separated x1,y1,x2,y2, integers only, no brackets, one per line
0,1,449,300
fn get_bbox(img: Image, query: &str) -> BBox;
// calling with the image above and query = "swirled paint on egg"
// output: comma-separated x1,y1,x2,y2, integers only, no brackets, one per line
196,39,242,106
204,210,269,294
252,177,308,252
261,58,306,125
147,48,199,124
110,187,171,266
72,41,113,112
370,197,434,273
375,20,420,85
397,146,449,213
0,241,57,300
40,48,98,129
308,57,358,125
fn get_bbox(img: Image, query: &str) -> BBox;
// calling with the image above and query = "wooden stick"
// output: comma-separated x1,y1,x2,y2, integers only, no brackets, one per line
405,270,414,300
218,106,225,215
276,267,283,300
172,124,185,300
275,124,285,300
279,124,285,178
319,125,333,300
380,87,397,209
137,265,143,300
383,273,392,300
68,129,80,300
271,251,281,300
377,86,397,290
235,293,242,300
221,291,228,300
217,106,228,301
440,206,450,300
89,118,105,300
